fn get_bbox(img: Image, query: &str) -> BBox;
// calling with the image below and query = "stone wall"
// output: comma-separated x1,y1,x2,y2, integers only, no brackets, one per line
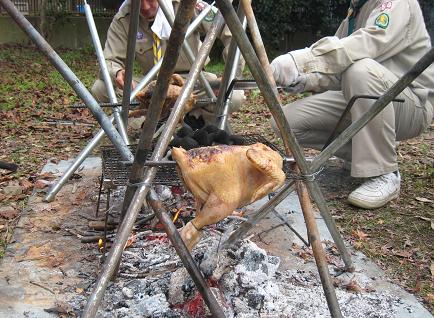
0,16,112,49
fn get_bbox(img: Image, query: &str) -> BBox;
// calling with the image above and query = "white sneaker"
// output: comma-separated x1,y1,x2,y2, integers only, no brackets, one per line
348,172,400,209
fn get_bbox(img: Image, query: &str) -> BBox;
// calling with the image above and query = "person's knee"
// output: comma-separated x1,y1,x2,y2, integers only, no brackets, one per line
342,58,385,97
91,79,110,103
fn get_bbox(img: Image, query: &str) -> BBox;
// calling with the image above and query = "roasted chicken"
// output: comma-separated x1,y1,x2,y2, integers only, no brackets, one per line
129,74,196,120
172,143,286,250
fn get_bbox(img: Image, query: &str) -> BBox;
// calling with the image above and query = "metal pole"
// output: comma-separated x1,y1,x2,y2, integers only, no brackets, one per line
44,6,213,202
295,167,342,318
216,10,246,130
147,190,226,318
158,0,217,100
0,0,134,163
82,2,199,316
121,0,141,125
215,0,353,270
240,0,275,90
83,0,129,145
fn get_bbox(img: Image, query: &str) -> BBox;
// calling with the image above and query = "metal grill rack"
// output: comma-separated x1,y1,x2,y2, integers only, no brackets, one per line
96,134,290,217
100,134,288,188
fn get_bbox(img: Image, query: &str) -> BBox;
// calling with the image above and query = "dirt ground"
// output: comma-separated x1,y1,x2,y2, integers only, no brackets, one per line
0,44,433,313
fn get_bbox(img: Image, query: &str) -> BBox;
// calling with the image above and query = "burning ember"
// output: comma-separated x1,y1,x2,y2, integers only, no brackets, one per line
62,185,407,317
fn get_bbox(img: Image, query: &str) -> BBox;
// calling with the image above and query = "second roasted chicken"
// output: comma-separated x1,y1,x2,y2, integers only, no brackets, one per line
130,74,196,120
172,143,286,250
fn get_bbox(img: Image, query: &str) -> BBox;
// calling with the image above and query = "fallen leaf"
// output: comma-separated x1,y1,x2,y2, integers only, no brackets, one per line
34,180,49,189
415,197,433,203
0,206,18,220
381,243,393,254
352,229,369,241
75,287,84,294
392,250,412,258
345,279,363,293
425,294,434,302
76,191,86,201
430,263,434,277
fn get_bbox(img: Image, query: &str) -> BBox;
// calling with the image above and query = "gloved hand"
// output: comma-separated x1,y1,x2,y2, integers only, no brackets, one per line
283,74,307,94
270,53,300,88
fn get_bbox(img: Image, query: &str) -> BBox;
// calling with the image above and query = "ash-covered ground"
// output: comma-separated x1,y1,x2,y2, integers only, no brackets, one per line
67,219,406,318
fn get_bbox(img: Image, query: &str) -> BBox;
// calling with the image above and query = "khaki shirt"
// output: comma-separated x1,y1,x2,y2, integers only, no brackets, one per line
291,0,434,107
103,0,232,82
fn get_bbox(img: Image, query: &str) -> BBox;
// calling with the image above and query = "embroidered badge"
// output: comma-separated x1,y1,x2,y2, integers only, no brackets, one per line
375,13,389,29
136,31,144,40
380,1,392,11
195,2,206,12
205,9,216,22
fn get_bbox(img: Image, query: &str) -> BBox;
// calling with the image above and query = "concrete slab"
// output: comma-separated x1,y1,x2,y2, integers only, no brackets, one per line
0,158,432,317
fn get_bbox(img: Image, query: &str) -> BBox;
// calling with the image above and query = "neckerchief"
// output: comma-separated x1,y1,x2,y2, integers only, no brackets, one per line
347,0,369,35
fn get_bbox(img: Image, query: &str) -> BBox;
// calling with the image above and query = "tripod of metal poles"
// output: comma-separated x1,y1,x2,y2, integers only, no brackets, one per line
2,0,433,317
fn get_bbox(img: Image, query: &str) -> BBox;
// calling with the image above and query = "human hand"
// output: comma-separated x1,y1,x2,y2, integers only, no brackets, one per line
270,53,300,87
282,75,307,94
115,69,136,90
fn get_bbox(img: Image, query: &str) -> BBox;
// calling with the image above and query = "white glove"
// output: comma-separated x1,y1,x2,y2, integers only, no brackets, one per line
283,75,307,94
270,53,300,88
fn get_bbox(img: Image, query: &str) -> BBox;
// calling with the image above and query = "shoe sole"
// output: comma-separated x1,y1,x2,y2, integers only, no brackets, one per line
347,191,400,209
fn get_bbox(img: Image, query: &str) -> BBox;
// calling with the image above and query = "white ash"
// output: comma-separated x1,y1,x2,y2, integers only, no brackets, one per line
66,223,413,317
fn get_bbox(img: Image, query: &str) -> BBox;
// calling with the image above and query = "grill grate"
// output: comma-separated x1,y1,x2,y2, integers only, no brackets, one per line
100,134,289,187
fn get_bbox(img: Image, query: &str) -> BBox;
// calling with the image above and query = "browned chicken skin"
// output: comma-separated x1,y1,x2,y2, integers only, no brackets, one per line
172,143,286,250
130,73,196,119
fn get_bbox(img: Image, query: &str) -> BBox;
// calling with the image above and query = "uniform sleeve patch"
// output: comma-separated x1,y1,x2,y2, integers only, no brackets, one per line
375,13,389,29
380,1,392,11
205,9,216,22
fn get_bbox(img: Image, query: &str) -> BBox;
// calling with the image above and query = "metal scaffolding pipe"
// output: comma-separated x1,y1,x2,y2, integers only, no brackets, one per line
158,0,216,100
121,0,141,125
215,3,246,130
82,1,200,315
0,0,134,163
44,4,213,202
215,0,353,271
215,1,345,315
147,190,226,318
295,166,342,318
83,1,129,145
240,0,275,90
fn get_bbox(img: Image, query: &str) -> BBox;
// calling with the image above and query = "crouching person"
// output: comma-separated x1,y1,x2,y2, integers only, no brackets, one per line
270,0,433,209
91,0,245,125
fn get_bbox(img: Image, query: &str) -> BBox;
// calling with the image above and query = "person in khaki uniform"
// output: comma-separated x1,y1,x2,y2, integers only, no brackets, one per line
91,0,245,122
270,0,433,209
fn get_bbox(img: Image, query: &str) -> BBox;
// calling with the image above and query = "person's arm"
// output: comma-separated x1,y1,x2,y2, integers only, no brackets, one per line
103,12,129,84
292,1,411,78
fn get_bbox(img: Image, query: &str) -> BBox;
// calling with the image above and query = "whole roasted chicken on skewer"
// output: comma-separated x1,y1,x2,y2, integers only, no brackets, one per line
172,143,286,250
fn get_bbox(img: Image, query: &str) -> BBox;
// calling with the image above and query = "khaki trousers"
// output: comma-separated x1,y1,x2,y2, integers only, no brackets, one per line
272,58,433,178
